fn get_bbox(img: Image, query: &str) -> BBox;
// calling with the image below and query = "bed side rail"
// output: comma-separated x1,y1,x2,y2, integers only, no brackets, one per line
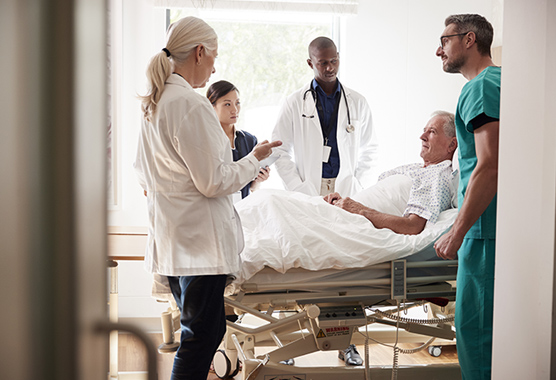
240,260,458,292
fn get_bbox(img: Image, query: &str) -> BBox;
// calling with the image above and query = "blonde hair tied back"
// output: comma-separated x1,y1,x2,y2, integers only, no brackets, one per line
139,16,217,122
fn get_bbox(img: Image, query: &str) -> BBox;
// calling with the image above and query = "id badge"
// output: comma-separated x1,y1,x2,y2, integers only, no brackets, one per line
322,145,331,163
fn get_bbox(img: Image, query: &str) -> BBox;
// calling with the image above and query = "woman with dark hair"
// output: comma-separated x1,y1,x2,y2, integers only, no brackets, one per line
207,80,270,198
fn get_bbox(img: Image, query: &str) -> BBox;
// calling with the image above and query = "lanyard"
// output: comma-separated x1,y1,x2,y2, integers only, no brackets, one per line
311,82,342,145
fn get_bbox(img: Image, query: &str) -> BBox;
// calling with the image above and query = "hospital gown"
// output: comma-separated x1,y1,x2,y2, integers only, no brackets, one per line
378,160,456,224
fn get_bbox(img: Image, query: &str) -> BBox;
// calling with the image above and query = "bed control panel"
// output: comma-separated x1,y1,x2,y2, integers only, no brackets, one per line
391,260,406,300
316,305,367,327
314,305,366,350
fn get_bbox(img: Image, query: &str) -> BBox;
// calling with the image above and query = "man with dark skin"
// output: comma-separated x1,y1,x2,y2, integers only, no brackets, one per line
272,37,378,201
273,36,379,366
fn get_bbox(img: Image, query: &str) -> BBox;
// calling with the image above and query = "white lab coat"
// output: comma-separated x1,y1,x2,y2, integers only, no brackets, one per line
271,82,378,197
134,74,260,276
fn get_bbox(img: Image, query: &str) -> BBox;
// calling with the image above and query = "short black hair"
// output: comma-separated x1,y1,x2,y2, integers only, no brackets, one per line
308,36,337,58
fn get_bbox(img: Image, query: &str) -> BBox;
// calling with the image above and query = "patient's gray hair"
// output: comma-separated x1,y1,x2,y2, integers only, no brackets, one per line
431,110,456,138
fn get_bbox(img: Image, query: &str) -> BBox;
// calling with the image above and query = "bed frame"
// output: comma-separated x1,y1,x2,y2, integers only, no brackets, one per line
208,259,461,380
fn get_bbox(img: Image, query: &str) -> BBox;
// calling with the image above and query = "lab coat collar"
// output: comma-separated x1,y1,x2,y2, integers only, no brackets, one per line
234,127,246,138
166,73,193,89
232,127,246,151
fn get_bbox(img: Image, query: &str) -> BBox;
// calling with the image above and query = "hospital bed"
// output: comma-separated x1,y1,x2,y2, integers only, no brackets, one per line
216,254,459,380
160,188,461,379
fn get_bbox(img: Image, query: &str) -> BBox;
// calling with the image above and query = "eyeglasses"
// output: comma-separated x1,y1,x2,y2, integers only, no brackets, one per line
439,32,469,49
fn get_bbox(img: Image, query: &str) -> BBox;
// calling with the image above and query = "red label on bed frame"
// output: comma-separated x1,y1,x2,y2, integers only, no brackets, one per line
324,326,350,336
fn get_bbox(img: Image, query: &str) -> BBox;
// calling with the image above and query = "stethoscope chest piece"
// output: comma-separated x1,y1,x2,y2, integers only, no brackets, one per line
346,124,355,133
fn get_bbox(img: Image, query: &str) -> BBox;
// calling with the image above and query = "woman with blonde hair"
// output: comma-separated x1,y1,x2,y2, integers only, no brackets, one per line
134,16,280,379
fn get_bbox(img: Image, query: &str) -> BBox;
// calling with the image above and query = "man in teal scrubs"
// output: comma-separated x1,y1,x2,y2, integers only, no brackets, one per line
434,14,500,380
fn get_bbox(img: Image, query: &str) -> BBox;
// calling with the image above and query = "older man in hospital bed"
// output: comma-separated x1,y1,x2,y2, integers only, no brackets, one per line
233,110,458,284
155,110,458,300
324,110,457,235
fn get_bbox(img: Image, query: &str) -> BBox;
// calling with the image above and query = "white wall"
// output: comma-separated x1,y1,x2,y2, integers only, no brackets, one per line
110,0,168,320
492,0,556,378
341,0,498,174
110,0,166,227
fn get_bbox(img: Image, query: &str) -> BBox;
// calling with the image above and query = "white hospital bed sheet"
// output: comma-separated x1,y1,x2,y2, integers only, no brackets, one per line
233,189,458,284
238,242,452,289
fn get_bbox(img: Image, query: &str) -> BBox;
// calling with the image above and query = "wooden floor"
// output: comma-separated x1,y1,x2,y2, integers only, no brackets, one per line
118,332,458,379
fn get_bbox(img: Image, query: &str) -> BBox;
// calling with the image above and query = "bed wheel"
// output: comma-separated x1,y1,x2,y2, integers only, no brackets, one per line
229,358,240,378
213,349,240,379
428,345,442,357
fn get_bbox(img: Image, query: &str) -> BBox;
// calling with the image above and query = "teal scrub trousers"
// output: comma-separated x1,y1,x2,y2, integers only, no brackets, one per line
455,238,496,380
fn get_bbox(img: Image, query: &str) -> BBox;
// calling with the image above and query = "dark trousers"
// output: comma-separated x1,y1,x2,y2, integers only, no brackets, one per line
167,275,228,380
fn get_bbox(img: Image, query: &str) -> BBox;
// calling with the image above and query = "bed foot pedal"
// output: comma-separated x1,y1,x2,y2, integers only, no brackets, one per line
416,297,450,307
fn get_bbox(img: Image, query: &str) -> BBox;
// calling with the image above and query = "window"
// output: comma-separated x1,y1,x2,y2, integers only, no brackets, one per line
169,8,339,188
170,8,336,140
108,0,354,226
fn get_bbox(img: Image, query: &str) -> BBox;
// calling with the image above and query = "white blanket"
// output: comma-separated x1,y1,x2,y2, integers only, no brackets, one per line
234,183,457,283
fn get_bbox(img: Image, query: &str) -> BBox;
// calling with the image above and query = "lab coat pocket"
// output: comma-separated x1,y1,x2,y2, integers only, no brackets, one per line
342,119,361,147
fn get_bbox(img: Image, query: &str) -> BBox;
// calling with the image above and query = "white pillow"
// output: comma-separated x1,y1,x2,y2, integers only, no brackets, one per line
351,174,412,216
452,147,459,172
451,147,459,207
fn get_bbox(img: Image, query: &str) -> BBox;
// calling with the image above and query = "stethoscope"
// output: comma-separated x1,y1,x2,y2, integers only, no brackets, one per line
301,82,355,133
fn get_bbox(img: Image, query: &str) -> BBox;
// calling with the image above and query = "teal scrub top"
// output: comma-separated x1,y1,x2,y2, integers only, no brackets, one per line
455,66,501,239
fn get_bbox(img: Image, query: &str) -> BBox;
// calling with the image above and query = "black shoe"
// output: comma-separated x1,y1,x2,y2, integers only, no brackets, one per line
338,344,363,366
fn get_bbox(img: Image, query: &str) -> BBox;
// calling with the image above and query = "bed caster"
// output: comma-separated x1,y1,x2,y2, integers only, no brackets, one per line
213,349,240,379
158,341,180,354
428,345,442,357
158,309,180,354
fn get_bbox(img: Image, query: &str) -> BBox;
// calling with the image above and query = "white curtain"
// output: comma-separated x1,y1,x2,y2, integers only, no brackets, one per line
150,0,358,14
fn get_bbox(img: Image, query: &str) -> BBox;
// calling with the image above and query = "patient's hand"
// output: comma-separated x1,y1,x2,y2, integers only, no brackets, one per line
324,192,342,204
334,197,366,215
